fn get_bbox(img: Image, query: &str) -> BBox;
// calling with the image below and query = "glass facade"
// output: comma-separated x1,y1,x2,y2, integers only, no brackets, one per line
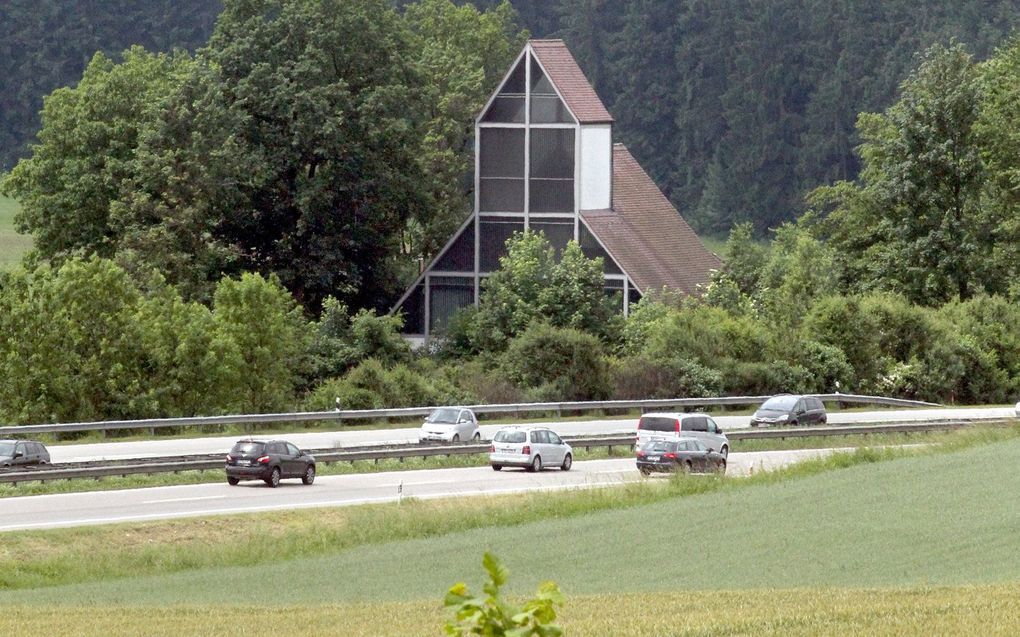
429,276,474,334
435,220,475,271
399,47,640,337
529,219,574,256
479,217,525,271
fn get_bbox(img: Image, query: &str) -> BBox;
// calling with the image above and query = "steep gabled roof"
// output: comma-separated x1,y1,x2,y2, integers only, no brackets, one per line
530,39,613,124
581,144,722,295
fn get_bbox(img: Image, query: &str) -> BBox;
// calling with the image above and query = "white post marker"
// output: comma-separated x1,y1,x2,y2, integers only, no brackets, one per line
398,480,403,505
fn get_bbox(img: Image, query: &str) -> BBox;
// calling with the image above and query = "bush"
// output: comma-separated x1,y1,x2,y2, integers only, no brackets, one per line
610,355,723,399
723,360,814,396
499,322,611,401
444,552,563,637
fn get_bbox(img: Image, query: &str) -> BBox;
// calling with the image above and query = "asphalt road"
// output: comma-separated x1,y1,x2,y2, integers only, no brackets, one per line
46,406,1013,463
0,448,844,532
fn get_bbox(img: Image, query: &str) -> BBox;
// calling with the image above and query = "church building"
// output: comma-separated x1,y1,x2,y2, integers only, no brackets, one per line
392,39,721,341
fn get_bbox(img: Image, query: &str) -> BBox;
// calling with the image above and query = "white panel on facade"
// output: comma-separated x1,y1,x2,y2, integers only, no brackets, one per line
579,125,612,210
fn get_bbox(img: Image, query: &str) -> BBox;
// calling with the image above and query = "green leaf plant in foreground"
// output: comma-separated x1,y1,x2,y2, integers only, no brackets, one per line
444,552,564,636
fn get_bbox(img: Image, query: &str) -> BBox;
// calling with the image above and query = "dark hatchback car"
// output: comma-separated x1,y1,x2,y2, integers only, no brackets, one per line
750,394,827,427
636,438,726,476
0,440,50,468
225,439,315,487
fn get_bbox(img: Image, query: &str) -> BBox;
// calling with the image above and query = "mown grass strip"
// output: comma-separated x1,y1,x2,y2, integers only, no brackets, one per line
0,424,1015,594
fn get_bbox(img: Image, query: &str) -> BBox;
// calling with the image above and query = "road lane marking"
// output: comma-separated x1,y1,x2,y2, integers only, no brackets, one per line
142,495,228,504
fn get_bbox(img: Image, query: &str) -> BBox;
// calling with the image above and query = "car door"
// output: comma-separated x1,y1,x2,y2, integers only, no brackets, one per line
691,440,711,471
12,442,28,467
285,442,306,476
457,409,472,440
547,431,567,465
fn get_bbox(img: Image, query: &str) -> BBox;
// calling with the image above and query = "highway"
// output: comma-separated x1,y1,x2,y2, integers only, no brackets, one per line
46,406,1013,462
0,448,843,532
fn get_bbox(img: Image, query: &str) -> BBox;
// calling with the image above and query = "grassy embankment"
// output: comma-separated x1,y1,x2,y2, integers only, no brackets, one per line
0,195,30,268
1,426,1019,635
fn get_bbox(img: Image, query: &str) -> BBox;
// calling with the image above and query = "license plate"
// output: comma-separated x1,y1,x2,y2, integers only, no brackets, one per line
237,460,250,466
647,456,660,461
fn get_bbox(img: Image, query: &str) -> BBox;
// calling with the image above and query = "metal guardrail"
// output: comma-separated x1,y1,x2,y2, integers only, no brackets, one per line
0,393,939,438
2,419,1010,485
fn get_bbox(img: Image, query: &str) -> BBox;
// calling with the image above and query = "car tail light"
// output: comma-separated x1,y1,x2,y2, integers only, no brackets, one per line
664,453,677,459
636,451,645,458
489,445,495,453
225,454,233,462
675,419,681,433
521,445,531,455
256,455,270,464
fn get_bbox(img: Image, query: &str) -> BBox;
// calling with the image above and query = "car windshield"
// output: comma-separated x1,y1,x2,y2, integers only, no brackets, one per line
761,396,798,410
427,408,460,424
0,442,14,456
231,442,264,456
494,430,526,443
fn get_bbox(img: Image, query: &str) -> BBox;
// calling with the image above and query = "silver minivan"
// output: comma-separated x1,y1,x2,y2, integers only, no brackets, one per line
636,412,729,458
489,427,573,472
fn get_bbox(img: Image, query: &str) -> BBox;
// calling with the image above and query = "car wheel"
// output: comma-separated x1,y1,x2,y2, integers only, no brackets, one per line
820,415,827,424
639,466,651,476
684,460,693,474
561,453,572,471
452,434,460,443
750,421,758,428
528,455,542,473
302,465,316,485
720,445,729,459
491,464,502,471
265,467,281,488
717,459,727,475
227,477,240,486
473,431,481,442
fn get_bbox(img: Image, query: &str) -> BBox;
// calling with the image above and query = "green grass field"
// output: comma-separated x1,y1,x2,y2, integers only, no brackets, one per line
1,430,1019,636
0,195,31,267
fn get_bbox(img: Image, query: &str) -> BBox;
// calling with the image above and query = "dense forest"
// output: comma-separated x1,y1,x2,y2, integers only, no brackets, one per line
0,0,222,172
5,1,1020,235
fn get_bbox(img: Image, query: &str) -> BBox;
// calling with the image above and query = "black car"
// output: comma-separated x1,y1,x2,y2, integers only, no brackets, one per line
750,394,827,427
225,439,315,487
0,440,50,468
636,438,726,475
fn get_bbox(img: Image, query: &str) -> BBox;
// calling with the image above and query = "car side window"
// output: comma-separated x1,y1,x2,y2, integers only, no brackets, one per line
706,417,718,433
548,432,563,445
286,443,300,456
812,398,824,411
269,443,286,455
14,442,25,456
534,431,548,444
690,417,707,432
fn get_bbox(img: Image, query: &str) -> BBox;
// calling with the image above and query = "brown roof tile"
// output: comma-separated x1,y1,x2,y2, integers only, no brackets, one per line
582,145,722,295
530,39,613,124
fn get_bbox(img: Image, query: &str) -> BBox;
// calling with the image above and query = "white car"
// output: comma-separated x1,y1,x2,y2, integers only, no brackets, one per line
489,426,572,472
1015,401,1020,418
418,407,479,444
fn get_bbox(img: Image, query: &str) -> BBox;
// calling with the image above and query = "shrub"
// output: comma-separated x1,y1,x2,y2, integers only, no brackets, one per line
444,552,563,637
610,355,723,399
723,360,814,396
499,322,611,401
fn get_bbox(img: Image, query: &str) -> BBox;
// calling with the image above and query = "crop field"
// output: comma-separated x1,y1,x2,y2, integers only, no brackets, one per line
0,195,30,267
0,428,1019,634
